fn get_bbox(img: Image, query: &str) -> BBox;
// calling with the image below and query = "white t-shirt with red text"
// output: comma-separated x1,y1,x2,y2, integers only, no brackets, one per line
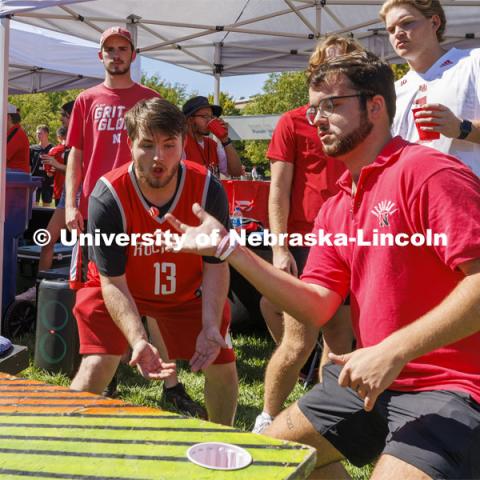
393,48,480,177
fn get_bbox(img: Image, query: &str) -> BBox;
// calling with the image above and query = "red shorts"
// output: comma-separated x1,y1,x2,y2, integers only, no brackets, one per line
73,287,235,364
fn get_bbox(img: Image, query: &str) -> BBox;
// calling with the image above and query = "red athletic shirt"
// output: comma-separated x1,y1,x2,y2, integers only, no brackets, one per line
267,105,345,236
66,82,159,218
86,160,211,313
301,137,480,401
48,144,66,200
7,125,30,173
184,133,220,176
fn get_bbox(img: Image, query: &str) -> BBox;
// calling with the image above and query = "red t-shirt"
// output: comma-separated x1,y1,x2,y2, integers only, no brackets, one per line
7,125,30,174
85,160,209,312
301,137,480,402
184,133,220,176
67,82,159,217
267,105,345,235
48,144,66,200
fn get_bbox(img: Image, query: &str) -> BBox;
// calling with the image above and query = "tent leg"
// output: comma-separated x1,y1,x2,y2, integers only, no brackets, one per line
0,17,11,323
214,74,220,105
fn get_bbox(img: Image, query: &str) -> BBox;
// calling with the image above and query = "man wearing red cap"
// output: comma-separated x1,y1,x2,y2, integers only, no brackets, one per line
65,26,159,243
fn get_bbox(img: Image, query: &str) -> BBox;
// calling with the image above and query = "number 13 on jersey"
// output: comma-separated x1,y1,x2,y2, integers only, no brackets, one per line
153,262,176,295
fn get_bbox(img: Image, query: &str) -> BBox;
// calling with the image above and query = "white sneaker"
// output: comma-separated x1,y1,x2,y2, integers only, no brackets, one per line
252,412,273,434
15,286,36,302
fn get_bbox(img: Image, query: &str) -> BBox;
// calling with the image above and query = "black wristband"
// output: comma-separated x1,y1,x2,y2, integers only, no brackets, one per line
458,119,473,140
221,138,232,147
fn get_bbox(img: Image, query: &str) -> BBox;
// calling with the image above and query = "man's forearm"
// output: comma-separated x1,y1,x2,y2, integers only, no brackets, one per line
382,270,480,364
268,161,293,253
65,147,82,207
101,277,147,347
269,186,290,253
201,262,229,329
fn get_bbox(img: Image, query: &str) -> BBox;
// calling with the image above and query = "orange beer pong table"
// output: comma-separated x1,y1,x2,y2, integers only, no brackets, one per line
0,373,316,479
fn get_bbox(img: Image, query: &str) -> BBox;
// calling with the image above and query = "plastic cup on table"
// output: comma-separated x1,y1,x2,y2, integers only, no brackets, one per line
186,442,252,470
412,106,440,141
207,118,228,139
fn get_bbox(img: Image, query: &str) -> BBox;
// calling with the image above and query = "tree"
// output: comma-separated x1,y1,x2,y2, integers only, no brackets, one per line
207,91,240,116
8,90,80,144
243,71,308,115
240,71,309,168
391,63,410,81
141,74,188,107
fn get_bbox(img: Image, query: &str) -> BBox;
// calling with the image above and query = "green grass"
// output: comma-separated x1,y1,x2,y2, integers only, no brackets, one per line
18,330,371,479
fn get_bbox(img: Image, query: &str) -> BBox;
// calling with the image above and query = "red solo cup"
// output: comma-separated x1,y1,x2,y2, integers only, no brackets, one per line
207,118,228,139
41,155,53,174
412,107,440,141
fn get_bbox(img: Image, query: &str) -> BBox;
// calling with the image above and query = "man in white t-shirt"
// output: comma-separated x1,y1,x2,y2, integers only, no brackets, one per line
380,0,480,176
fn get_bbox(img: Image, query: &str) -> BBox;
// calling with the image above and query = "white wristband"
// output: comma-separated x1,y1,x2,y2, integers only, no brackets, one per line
215,233,231,258
219,236,239,261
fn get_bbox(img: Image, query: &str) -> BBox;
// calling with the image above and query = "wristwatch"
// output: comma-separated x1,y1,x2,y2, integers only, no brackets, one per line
221,138,232,147
458,119,473,140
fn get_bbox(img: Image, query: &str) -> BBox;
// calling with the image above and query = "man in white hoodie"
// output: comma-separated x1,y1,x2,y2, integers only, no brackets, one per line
381,0,480,176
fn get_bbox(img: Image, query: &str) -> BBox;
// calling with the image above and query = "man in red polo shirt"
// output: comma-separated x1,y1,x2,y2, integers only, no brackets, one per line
6,103,30,174
166,52,480,479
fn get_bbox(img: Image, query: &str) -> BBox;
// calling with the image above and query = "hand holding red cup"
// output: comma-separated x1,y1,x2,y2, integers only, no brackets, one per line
207,118,228,140
40,154,53,174
412,105,440,141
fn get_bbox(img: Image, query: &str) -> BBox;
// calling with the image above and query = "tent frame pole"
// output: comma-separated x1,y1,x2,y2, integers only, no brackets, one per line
0,17,10,325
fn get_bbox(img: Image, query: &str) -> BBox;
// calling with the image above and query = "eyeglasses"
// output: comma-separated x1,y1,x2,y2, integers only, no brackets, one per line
191,114,214,121
306,93,370,125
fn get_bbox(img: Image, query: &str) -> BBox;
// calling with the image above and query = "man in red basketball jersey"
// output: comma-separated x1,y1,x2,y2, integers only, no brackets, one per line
70,98,238,426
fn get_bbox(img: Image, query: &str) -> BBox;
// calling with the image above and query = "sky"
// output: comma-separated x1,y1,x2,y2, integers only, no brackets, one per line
141,57,269,101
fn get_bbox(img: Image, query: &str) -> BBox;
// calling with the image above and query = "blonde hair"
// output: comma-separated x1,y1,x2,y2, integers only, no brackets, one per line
379,0,446,42
306,35,365,83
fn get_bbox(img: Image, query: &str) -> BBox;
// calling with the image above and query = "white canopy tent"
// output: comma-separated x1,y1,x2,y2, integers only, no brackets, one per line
9,20,105,94
1,0,480,315
2,1,480,94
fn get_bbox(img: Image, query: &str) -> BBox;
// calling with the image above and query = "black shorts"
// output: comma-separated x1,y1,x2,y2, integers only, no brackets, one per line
298,363,480,479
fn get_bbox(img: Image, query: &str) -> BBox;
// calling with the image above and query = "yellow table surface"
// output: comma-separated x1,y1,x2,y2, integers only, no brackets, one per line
0,373,316,479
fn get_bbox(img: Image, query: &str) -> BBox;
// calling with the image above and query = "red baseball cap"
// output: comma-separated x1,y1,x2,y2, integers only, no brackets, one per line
100,26,134,49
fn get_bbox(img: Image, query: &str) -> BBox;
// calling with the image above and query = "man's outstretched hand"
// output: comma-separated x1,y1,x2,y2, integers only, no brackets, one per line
129,339,176,380
164,203,227,256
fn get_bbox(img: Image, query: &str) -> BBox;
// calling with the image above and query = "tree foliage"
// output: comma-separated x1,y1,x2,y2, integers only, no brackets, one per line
243,71,308,115
140,73,189,107
207,91,240,116
8,90,80,144
391,62,410,81
240,71,308,167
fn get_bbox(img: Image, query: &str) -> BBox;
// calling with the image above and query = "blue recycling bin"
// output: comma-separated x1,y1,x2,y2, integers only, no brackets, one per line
2,169,42,316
